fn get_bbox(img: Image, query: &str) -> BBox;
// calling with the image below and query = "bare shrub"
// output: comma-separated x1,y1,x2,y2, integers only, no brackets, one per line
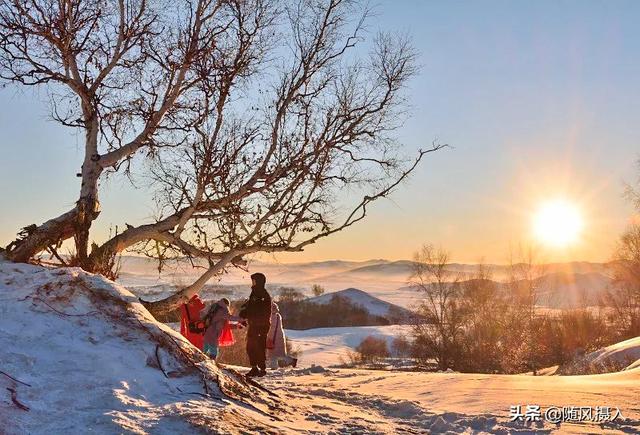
355,335,389,365
391,336,412,358
311,284,325,298
410,245,466,371
604,224,640,339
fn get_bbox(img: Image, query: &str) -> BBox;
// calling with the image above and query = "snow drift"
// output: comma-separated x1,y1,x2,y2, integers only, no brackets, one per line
555,336,640,375
0,261,281,434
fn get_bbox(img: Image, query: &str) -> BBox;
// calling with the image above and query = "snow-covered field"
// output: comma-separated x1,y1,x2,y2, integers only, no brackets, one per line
286,325,411,367
264,366,640,434
2,260,640,434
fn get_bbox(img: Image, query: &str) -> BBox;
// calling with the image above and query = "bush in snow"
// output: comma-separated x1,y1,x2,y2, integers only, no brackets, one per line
278,293,390,330
311,284,325,297
355,335,390,365
391,336,413,359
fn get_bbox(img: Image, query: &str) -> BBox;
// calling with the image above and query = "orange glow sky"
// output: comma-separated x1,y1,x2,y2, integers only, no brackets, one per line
1,1,639,264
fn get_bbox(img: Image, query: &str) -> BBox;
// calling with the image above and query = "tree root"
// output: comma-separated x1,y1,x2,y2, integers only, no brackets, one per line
0,370,31,387
155,345,169,379
6,387,29,411
33,297,98,317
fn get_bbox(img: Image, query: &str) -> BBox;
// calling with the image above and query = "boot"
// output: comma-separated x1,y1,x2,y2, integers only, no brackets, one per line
246,367,260,377
258,367,267,377
291,358,298,368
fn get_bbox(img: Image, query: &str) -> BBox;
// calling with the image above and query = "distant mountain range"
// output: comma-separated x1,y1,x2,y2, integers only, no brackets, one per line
117,256,616,309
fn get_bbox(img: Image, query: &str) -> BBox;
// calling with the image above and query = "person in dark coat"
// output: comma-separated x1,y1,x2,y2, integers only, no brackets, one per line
239,272,272,377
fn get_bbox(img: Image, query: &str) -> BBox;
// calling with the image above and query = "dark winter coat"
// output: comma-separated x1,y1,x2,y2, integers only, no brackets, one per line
240,286,272,328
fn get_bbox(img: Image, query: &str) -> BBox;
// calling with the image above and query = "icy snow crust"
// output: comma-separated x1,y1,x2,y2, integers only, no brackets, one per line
0,261,280,434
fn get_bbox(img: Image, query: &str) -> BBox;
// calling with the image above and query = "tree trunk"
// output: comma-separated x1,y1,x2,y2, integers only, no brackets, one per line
143,254,236,318
6,112,103,265
5,209,79,262
75,114,102,266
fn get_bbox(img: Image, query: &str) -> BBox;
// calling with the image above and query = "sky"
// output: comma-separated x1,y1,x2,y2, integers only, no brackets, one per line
1,0,639,264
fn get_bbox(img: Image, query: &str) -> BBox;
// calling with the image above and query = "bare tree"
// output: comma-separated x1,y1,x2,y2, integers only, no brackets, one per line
604,224,640,338
311,284,325,297
458,262,505,373
409,244,466,371
503,244,547,373
1,0,246,267
2,0,444,318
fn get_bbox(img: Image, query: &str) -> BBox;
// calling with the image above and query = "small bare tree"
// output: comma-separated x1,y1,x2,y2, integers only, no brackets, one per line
604,224,640,338
410,244,466,371
458,262,505,373
311,284,325,297
503,244,547,373
2,0,445,318
355,335,389,365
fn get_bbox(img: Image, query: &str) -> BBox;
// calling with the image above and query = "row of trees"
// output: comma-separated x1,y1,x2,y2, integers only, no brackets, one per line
409,236,640,374
0,0,443,318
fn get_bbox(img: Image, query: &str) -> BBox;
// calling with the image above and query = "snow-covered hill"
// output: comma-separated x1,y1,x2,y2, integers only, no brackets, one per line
116,256,616,310
0,261,279,434
306,288,414,320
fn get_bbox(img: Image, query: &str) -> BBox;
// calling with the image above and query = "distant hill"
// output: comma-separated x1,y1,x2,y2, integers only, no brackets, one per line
307,288,414,323
534,271,612,307
116,256,616,309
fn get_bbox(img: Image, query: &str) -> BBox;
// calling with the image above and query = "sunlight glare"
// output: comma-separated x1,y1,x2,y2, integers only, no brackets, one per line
533,200,584,248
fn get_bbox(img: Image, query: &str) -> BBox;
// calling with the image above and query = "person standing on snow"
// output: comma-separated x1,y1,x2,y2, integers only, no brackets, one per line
200,298,244,361
239,273,272,377
180,294,206,350
266,302,297,369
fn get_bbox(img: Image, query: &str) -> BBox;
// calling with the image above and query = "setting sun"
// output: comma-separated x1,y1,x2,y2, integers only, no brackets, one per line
533,199,584,248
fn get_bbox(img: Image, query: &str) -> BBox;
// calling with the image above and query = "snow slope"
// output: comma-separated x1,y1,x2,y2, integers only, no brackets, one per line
286,325,411,367
306,287,414,320
556,336,640,375
0,261,280,434
586,336,640,371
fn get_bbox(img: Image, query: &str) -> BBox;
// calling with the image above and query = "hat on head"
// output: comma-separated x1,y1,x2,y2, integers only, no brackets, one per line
250,272,266,288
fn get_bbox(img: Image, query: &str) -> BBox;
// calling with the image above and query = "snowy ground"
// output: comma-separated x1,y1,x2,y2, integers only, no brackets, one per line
571,336,640,372
0,261,281,434
3,260,640,434
263,367,640,434
286,325,411,367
